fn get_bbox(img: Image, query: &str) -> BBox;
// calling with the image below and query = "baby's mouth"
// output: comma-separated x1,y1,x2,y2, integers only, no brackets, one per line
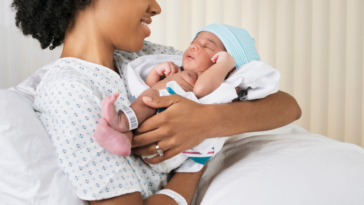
185,53,195,60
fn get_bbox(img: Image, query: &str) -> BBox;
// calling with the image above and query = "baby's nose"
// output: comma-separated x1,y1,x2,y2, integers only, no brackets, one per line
189,43,199,51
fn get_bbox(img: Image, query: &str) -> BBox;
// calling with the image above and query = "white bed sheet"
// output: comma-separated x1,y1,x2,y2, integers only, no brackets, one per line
192,124,364,205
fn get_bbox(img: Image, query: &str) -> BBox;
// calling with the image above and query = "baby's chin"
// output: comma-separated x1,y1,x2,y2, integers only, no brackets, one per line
181,60,193,71
181,64,194,71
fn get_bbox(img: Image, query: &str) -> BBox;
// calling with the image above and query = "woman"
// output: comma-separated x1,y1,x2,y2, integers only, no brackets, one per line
12,0,301,204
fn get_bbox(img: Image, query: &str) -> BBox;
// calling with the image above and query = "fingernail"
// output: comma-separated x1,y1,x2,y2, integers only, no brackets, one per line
143,96,152,102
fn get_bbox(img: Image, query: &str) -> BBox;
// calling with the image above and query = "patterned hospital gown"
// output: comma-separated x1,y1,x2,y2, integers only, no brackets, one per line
33,41,184,201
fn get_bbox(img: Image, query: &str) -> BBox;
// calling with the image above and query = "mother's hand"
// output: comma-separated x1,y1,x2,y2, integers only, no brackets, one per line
132,95,214,164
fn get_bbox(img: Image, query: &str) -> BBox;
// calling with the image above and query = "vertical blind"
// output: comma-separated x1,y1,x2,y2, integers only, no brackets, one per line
0,0,363,147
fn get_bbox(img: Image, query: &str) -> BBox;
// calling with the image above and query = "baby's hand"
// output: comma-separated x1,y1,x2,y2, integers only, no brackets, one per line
211,51,236,71
151,72,195,92
153,62,181,77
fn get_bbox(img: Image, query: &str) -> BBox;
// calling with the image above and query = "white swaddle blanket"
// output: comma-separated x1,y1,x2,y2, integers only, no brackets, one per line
126,54,280,173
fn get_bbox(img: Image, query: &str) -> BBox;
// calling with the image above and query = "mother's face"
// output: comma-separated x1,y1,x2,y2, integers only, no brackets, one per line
91,0,161,52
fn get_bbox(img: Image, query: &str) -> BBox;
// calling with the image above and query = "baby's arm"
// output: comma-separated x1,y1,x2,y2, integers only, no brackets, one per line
145,62,181,87
100,74,194,134
193,52,236,98
95,88,160,156
100,89,160,134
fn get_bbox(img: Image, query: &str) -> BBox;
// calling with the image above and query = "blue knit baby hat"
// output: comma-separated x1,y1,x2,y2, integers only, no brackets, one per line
195,23,260,68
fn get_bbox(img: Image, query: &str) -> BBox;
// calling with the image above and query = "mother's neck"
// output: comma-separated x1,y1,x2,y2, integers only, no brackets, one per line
61,11,116,70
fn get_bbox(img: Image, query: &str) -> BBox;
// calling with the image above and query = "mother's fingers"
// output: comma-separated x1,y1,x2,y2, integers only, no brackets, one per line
134,113,165,135
134,118,159,136
143,147,183,164
132,127,168,148
132,145,159,156
132,138,174,156
135,95,183,134
142,95,182,110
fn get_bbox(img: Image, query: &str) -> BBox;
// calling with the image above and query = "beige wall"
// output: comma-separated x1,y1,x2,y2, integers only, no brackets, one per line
1,0,363,146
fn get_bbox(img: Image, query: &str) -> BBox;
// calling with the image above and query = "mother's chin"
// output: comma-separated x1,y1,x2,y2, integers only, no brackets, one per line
114,27,152,52
114,36,147,53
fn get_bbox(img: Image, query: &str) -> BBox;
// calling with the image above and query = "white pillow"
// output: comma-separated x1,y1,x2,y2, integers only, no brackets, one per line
0,90,87,205
8,61,53,102
193,124,364,205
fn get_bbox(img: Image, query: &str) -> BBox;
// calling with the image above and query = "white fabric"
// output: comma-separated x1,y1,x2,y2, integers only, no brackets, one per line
156,189,188,205
0,90,87,205
33,57,167,200
159,81,231,156
158,81,230,173
8,61,55,102
192,124,364,205
127,54,280,173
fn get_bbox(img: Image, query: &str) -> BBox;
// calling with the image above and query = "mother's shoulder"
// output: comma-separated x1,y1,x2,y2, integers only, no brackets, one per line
37,58,103,98
41,58,90,86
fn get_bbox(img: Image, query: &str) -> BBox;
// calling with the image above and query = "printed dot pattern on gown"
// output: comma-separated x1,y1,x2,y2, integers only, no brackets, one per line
33,41,183,201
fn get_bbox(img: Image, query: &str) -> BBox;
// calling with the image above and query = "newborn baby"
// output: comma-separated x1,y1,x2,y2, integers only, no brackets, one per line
94,24,279,172
96,31,235,154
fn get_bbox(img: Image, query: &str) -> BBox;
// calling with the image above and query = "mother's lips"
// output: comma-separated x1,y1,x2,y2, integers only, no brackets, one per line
140,18,152,25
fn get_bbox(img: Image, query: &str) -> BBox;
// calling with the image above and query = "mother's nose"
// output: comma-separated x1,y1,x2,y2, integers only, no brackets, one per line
148,0,162,16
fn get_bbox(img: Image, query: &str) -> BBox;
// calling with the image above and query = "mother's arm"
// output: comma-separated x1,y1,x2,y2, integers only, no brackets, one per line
132,91,301,164
209,90,302,136
90,167,205,205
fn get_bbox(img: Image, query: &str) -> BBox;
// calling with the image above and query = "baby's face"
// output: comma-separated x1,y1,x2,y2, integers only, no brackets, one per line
182,31,226,73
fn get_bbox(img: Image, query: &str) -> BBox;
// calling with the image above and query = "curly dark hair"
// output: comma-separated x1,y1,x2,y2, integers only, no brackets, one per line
11,0,92,50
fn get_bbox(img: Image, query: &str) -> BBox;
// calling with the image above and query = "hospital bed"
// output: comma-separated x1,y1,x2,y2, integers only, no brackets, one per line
1,65,364,205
